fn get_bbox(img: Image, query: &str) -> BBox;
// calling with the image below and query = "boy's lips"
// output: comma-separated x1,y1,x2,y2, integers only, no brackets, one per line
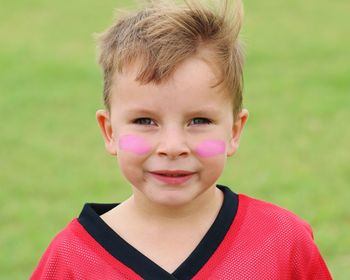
149,170,196,185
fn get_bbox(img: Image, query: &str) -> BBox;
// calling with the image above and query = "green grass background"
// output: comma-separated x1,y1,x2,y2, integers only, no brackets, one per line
1,0,349,278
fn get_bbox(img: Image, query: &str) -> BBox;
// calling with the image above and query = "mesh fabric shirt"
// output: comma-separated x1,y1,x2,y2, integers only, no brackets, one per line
31,185,332,280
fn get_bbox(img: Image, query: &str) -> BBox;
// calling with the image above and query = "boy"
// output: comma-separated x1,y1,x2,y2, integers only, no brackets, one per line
31,0,332,279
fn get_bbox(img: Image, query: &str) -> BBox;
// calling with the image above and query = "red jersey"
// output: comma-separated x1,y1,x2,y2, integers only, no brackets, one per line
31,185,332,279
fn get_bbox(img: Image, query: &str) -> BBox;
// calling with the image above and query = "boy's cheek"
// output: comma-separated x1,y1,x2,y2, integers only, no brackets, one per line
118,134,152,155
195,140,226,158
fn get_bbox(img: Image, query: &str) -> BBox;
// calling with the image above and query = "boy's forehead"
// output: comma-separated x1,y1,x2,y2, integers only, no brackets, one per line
111,55,223,96
109,65,234,118
108,61,234,117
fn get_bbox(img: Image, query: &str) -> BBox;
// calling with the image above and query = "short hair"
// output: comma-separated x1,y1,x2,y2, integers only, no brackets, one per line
97,0,244,118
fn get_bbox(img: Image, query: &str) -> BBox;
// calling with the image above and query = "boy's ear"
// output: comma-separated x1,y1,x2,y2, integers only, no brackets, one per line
227,109,249,157
96,109,117,155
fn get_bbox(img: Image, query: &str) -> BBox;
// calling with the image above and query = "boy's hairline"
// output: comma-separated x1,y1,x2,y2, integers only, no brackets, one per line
104,49,238,118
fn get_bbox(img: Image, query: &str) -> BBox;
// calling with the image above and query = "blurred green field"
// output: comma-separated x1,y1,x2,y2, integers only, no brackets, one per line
1,0,349,279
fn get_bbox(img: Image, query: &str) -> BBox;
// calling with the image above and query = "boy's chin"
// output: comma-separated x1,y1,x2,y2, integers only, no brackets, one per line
135,183,216,210
147,189,197,208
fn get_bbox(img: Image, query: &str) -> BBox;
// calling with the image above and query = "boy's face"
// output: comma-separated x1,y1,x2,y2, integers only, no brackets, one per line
97,56,248,207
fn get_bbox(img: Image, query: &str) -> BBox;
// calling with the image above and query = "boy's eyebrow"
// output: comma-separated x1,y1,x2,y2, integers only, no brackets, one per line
187,107,222,116
125,108,158,116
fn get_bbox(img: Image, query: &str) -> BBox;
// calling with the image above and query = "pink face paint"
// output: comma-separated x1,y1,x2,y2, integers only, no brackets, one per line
195,140,226,158
118,135,151,155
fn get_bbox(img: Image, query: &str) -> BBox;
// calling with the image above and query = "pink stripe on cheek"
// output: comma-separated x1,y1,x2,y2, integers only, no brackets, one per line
118,135,151,155
195,140,226,158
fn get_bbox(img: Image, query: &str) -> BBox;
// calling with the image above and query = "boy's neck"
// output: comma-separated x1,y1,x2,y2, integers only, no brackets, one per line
124,186,224,226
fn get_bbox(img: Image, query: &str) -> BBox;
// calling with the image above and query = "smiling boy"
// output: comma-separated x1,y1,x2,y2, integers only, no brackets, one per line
31,1,332,279
95,53,247,275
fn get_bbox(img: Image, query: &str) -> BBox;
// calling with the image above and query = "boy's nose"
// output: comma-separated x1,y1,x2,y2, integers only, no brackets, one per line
156,128,190,159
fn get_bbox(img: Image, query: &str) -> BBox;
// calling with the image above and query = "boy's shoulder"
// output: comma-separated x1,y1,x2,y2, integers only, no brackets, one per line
216,193,331,277
31,219,79,278
30,219,135,280
237,193,314,239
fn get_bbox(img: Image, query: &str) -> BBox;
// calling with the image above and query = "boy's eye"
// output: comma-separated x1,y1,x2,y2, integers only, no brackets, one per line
190,118,212,125
133,118,155,125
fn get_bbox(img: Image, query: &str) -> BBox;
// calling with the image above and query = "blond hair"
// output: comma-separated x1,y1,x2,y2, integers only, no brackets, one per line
97,0,244,118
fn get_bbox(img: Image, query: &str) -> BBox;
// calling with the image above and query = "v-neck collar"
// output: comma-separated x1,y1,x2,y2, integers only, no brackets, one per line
78,185,238,280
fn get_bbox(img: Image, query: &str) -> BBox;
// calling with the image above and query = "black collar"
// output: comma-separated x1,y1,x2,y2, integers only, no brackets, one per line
78,185,238,280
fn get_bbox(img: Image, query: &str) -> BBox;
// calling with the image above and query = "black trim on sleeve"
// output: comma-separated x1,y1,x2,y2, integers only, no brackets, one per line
78,185,238,280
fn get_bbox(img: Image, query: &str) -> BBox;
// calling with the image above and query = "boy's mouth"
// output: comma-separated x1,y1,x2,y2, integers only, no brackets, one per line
149,170,195,184
151,170,195,177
